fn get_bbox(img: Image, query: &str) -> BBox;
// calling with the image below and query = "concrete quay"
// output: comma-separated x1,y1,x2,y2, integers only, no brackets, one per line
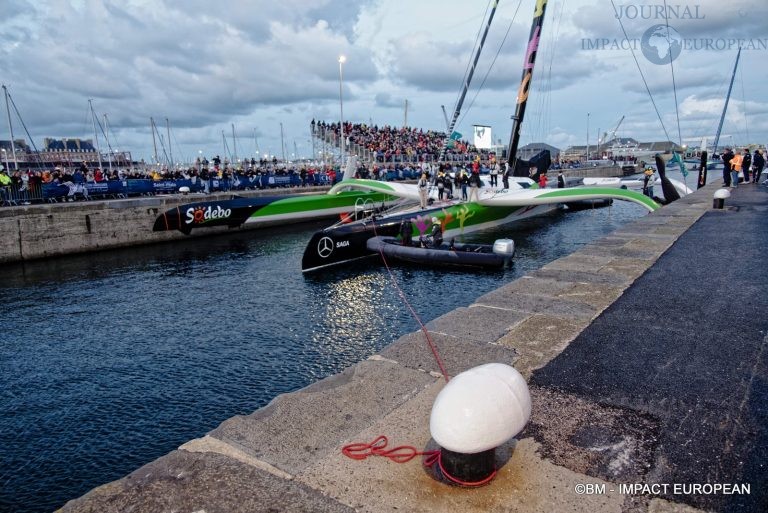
0,186,330,263
59,180,767,513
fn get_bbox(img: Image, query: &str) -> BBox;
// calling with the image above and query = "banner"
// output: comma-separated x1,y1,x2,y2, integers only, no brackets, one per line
447,131,462,149
473,125,492,149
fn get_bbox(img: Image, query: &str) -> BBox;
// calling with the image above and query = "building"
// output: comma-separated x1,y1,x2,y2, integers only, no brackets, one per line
562,137,683,162
517,142,560,161
0,138,132,168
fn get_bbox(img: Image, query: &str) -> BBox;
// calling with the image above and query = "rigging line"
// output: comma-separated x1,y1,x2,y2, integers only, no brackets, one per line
170,128,188,166
8,92,49,168
453,0,494,117
457,0,524,128
370,221,450,382
534,0,564,142
739,55,749,144
609,0,672,143
92,113,115,154
106,119,123,160
663,0,683,147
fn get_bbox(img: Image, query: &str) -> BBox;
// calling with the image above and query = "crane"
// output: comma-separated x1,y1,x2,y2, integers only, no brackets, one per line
600,115,625,149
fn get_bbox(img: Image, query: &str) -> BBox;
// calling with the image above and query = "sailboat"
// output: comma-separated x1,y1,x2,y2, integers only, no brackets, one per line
300,0,671,273
152,156,402,234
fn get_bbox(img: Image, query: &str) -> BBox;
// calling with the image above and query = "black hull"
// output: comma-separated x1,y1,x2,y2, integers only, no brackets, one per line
366,237,510,270
301,217,402,272
301,205,449,272
153,196,280,234
563,198,613,211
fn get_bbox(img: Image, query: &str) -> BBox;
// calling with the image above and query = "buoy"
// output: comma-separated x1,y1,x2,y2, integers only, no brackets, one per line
430,363,531,486
713,188,730,209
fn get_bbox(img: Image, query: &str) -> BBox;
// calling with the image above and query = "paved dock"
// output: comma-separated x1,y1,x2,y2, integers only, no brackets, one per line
59,180,767,513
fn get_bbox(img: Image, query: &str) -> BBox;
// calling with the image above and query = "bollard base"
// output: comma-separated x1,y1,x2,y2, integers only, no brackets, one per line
713,198,724,209
437,447,496,486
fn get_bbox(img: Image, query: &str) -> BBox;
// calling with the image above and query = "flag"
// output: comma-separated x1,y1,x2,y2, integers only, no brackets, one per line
671,151,688,177
447,131,462,148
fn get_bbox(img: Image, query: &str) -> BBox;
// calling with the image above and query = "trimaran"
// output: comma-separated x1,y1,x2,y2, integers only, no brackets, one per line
300,0,688,272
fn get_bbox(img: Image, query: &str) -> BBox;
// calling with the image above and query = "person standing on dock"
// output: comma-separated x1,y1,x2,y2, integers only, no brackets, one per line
730,150,743,188
741,149,752,183
752,149,765,184
557,171,565,188
721,147,734,187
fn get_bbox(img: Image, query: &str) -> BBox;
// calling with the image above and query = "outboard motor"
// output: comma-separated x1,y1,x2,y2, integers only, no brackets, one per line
492,239,516,268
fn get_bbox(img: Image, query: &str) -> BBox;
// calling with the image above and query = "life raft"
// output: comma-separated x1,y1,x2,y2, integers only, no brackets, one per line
366,236,515,270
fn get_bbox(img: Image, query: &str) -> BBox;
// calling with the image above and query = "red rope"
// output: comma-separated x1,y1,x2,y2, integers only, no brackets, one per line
341,436,497,487
342,435,437,464
371,220,450,381
339,221,504,487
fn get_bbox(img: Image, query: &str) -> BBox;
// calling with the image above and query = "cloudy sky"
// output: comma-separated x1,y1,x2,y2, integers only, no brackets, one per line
1,0,766,165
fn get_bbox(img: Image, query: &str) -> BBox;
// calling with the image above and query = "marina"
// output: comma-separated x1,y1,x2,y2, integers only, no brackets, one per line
1,200,648,512
1,0,766,511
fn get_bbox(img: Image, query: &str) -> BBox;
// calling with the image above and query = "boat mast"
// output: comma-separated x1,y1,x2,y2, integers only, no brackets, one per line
103,114,114,175
439,0,500,162
166,118,173,169
712,47,741,156
89,99,104,172
232,123,238,166
3,85,18,170
150,117,159,166
506,0,548,173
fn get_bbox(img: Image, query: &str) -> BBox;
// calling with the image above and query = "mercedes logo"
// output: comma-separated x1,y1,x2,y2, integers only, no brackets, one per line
317,237,334,258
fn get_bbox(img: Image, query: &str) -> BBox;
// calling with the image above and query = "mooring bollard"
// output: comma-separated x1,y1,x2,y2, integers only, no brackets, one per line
713,188,730,209
430,363,530,486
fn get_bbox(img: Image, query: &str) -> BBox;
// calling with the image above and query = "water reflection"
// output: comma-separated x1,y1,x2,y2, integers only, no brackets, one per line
0,201,648,513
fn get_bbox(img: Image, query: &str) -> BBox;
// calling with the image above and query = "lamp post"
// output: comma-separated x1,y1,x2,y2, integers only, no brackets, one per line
338,54,346,171
1,148,7,172
198,150,202,173
586,112,590,162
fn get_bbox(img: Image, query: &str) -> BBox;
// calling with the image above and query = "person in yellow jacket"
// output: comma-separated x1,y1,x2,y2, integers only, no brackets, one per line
0,167,11,204
730,151,743,188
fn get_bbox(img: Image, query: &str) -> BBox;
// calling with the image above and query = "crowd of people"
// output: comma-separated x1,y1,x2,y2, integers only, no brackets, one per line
312,120,494,163
719,147,766,187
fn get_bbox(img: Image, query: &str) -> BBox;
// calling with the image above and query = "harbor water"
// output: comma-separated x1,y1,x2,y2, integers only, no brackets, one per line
1,200,649,512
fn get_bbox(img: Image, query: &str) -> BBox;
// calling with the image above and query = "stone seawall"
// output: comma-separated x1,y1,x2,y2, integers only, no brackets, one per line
0,188,328,264
58,182,745,513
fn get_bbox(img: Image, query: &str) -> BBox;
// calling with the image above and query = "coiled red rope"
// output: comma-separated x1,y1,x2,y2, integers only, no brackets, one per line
341,436,497,487
340,218,497,487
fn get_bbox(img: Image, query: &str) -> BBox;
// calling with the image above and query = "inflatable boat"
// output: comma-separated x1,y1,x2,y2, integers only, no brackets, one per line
366,236,515,270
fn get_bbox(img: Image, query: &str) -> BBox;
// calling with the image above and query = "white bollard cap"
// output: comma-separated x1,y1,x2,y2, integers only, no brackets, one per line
714,188,731,199
430,363,531,454
179,186,191,194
